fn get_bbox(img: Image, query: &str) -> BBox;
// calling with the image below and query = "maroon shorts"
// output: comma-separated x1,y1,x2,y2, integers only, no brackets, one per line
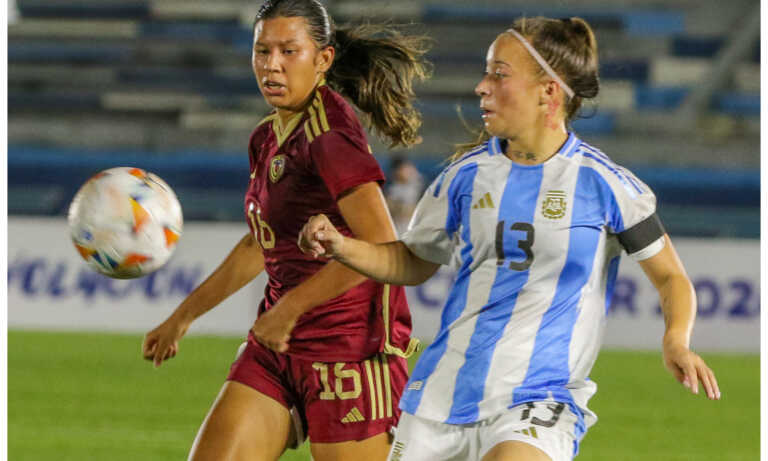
227,339,409,444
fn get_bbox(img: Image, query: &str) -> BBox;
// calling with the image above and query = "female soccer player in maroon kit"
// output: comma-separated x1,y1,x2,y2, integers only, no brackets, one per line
141,1,431,459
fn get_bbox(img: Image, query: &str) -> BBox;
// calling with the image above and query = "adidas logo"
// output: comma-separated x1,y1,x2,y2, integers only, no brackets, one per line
513,426,540,439
472,192,495,209
341,407,366,424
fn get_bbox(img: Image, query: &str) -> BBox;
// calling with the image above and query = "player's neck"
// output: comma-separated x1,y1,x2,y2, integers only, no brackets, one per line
275,108,302,129
503,124,568,166
275,79,324,128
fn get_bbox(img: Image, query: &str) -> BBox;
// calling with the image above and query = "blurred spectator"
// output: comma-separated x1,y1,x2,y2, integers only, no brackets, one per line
9,0,20,24
385,156,424,235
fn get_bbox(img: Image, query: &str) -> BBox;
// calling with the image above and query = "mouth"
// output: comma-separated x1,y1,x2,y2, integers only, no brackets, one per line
480,108,494,118
262,79,286,96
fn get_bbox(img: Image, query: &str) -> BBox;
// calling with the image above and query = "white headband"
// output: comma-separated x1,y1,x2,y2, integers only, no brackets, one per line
506,29,575,99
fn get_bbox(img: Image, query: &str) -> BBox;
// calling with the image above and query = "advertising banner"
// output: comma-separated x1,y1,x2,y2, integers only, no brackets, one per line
8,218,759,352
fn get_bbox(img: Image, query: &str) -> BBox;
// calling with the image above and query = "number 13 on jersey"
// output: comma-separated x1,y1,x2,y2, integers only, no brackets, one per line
247,202,275,249
496,221,535,271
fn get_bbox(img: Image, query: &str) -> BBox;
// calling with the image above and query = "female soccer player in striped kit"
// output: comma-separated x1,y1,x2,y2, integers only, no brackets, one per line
299,16,720,461
142,1,430,460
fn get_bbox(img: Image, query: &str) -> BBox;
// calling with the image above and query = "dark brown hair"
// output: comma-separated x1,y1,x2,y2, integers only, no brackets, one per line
255,0,432,148
453,16,599,160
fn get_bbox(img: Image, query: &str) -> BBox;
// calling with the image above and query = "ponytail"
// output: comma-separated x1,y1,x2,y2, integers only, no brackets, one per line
328,25,432,148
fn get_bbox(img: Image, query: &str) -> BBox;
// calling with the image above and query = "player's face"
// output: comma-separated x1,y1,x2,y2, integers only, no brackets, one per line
252,16,334,120
475,34,543,140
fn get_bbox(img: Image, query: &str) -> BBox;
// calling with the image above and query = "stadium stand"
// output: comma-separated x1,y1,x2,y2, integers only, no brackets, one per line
7,0,759,237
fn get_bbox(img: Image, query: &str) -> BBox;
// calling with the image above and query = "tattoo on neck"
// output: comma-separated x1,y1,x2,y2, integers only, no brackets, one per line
525,152,537,161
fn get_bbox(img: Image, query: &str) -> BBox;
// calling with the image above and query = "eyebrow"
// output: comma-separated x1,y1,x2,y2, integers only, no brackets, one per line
492,60,510,67
254,39,299,47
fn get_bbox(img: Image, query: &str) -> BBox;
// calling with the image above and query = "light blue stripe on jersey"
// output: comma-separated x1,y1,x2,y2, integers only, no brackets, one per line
401,163,479,415
561,132,581,158
489,136,502,155
579,143,643,193
512,166,605,436
448,164,543,422
434,144,487,197
589,167,626,233
579,145,643,196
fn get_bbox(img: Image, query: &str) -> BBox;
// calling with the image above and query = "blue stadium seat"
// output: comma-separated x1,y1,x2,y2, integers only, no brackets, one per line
140,21,251,45
635,86,689,110
570,112,616,135
9,42,134,64
713,92,759,117
672,35,760,63
117,68,260,95
17,0,150,19
600,59,650,82
421,4,684,36
9,92,102,110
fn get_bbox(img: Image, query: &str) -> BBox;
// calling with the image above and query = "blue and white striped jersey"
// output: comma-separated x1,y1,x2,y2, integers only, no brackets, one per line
400,132,665,441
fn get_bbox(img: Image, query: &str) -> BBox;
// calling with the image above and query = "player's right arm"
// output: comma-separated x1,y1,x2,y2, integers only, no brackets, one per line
298,214,439,286
142,232,265,367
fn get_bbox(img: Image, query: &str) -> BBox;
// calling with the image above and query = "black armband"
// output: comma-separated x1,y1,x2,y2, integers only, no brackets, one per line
617,213,666,255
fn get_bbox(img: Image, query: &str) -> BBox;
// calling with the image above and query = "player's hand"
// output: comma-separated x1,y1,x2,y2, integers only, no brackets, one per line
298,214,345,258
142,315,190,368
250,304,298,353
662,339,721,400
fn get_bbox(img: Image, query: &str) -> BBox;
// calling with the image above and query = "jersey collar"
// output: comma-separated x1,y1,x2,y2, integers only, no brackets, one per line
488,136,503,156
271,80,328,147
558,132,582,158
273,112,304,147
488,132,581,158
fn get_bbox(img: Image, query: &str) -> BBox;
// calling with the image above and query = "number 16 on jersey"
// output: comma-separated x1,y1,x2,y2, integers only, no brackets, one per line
247,202,275,250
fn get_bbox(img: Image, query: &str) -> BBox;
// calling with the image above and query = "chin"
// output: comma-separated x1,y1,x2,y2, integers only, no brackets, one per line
484,124,502,138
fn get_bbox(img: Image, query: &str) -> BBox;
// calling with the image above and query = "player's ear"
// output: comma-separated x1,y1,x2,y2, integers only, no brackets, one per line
538,79,558,105
316,45,335,73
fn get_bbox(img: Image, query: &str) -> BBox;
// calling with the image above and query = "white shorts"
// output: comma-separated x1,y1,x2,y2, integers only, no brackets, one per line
387,401,579,461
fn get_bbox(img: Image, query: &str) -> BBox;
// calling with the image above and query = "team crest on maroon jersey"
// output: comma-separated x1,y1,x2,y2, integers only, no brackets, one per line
269,155,286,183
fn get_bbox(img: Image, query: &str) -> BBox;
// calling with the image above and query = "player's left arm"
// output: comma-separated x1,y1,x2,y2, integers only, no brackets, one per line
250,181,403,353
638,234,721,400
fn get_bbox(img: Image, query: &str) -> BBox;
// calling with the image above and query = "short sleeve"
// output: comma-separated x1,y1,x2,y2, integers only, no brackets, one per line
401,165,471,266
604,166,666,261
310,129,385,200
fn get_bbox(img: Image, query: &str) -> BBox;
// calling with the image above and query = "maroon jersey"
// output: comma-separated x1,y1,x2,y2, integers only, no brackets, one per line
244,84,417,362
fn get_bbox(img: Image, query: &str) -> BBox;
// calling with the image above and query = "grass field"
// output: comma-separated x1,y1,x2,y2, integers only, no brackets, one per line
8,330,759,460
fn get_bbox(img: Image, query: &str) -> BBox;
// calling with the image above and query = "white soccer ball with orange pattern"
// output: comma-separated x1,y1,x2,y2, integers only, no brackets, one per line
67,167,183,279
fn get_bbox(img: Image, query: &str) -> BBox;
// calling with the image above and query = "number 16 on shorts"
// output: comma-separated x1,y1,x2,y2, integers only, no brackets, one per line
310,354,403,424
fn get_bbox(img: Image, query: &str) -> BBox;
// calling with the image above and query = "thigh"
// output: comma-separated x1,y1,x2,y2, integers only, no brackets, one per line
299,353,408,445
188,381,294,461
479,402,578,461
385,412,469,461
481,441,552,461
311,432,391,461
190,340,298,461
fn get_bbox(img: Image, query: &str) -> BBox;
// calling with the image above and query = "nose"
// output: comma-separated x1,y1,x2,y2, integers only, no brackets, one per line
475,78,488,97
265,49,281,72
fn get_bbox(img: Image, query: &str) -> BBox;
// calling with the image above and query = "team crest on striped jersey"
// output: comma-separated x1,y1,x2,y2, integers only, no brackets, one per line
542,190,567,219
269,155,286,183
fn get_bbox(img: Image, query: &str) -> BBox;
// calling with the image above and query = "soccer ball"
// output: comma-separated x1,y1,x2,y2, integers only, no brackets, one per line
67,167,183,279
